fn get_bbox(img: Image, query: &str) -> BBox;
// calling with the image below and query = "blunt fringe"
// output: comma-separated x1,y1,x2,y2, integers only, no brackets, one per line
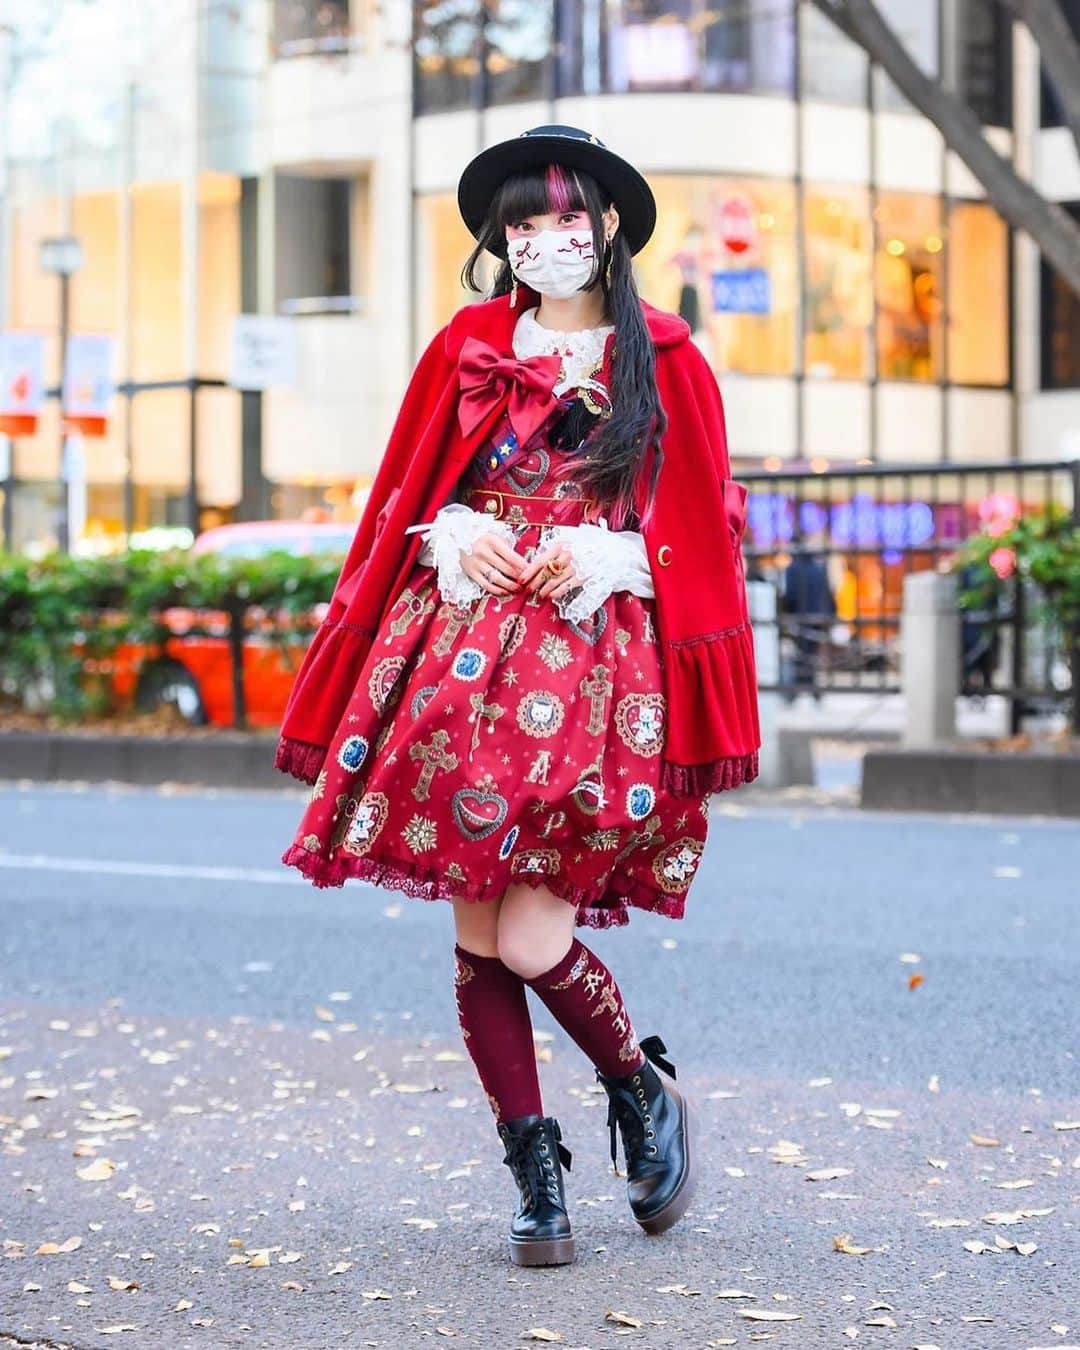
459,163,667,532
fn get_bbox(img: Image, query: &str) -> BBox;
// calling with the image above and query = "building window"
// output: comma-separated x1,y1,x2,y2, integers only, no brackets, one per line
555,0,795,98
872,0,939,114
274,175,353,311
635,176,798,376
272,1,353,57
803,187,873,379
959,0,1011,127
1040,0,1080,125
800,5,868,104
414,0,482,112
947,201,1009,386
1041,203,1080,387
485,0,552,101
874,191,944,382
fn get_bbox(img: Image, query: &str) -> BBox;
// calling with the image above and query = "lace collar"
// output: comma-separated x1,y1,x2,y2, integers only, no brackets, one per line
512,305,614,396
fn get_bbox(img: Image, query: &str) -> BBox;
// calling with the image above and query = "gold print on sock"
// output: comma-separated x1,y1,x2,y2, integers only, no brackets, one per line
548,947,589,990
590,980,620,1021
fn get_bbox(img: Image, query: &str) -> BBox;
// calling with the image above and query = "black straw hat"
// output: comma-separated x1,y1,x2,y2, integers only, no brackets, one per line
457,124,657,256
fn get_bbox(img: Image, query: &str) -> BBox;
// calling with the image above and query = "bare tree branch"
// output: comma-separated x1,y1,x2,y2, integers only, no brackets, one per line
809,0,1080,295
991,0,1080,165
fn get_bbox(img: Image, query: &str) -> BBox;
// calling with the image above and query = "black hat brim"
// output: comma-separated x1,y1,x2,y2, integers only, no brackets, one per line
457,134,657,257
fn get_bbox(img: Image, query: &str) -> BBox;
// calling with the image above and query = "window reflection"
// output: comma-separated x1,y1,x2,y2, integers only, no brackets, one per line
871,0,938,114
485,0,551,101
804,187,873,379
415,0,481,112
800,5,867,104
948,202,1008,386
875,192,944,382
557,0,795,97
1040,204,1080,388
635,176,798,375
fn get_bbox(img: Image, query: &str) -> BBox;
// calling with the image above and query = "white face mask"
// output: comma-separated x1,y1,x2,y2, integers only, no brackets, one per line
506,227,599,299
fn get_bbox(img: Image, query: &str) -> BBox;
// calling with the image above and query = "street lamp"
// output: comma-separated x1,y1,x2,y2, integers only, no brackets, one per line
39,232,83,553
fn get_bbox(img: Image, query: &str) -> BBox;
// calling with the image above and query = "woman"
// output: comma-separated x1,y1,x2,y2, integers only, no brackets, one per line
276,125,760,1268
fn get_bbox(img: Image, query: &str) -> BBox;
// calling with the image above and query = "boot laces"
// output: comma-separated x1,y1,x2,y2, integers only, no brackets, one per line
601,1035,676,1176
502,1122,566,1207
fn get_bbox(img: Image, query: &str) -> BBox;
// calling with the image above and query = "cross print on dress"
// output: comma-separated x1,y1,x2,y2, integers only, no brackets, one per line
409,728,459,801
579,663,614,736
467,692,504,757
433,600,475,658
387,583,437,640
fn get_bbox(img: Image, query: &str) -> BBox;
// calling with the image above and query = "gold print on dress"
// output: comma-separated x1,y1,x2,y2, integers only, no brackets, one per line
579,663,614,735
432,600,475,657
409,728,459,801
467,692,505,758
386,583,437,640
525,749,551,784
614,814,666,866
539,810,568,839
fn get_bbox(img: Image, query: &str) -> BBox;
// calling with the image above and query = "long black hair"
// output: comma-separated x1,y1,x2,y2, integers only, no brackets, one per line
459,162,666,532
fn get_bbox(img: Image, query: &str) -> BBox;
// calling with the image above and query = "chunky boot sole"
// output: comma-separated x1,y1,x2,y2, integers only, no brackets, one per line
508,1231,576,1266
635,1089,697,1236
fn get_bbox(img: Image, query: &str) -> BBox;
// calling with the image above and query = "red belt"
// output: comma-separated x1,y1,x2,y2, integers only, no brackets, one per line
464,487,597,526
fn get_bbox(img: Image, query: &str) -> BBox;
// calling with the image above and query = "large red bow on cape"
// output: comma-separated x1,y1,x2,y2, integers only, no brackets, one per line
456,335,563,448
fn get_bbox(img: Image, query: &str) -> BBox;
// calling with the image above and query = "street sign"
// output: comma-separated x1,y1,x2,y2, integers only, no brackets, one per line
0,330,47,436
228,315,298,391
63,333,116,436
717,195,756,256
710,268,771,315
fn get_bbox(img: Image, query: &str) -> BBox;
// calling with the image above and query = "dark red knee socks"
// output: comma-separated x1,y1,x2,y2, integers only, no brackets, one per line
453,942,544,1123
522,938,647,1079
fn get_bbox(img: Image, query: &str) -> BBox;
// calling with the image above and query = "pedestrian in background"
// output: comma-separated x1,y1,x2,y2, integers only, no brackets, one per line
274,126,760,1267
781,524,835,701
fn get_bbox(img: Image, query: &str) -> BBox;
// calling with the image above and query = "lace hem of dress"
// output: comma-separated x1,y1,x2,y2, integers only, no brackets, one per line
280,842,687,929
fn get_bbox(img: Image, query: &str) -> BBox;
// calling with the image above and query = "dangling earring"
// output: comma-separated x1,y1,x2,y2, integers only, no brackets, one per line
604,241,613,288
510,271,519,307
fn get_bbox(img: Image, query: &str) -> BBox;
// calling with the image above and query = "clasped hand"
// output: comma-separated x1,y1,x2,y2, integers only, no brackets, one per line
460,534,581,601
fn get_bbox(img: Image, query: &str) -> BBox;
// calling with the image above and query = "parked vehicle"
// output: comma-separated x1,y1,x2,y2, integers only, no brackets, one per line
112,520,352,728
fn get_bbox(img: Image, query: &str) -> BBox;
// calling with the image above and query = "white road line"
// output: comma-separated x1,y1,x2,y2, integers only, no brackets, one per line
0,852,306,885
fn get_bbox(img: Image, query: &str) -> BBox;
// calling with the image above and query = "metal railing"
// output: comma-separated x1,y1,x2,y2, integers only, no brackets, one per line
740,460,1079,727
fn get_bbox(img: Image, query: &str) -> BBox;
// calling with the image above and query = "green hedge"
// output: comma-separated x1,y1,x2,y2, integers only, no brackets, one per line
0,547,344,721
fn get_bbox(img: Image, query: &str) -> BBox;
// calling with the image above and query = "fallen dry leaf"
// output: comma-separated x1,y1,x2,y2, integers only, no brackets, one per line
833,1233,879,1255
806,1167,853,1182
970,1134,1000,1147
605,1311,643,1328
68,1282,93,1294
521,1332,563,1343
981,1206,1053,1225
738,1309,802,1322
36,1235,82,1255
77,1158,117,1182
107,1276,139,1291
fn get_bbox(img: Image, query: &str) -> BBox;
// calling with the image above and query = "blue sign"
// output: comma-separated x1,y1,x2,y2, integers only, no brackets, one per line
711,268,771,315
746,492,936,550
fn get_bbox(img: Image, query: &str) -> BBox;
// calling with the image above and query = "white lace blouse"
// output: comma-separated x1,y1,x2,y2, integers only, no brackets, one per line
407,306,654,623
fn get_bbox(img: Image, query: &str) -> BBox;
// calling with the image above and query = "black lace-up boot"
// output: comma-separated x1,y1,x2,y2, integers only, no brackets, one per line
496,1113,576,1265
595,1034,697,1235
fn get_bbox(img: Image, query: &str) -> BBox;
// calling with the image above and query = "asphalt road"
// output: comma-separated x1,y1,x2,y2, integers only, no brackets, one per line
1,781,1077,1350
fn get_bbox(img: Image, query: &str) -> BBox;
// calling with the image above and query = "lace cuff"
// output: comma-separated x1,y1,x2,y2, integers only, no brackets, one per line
543,519,654,624
409,503,517,606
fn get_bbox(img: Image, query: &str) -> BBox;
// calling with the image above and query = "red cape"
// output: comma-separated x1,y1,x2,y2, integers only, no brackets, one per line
275,283,760,796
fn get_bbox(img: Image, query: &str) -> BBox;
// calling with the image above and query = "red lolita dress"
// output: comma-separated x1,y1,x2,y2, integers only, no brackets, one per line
281,309,712,929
